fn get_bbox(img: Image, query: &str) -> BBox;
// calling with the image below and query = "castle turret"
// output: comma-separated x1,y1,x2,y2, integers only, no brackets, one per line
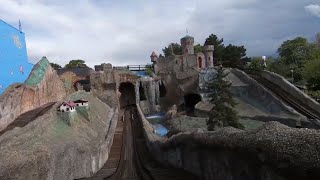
203,45,214,67
181,35,194,55
150,51,158,63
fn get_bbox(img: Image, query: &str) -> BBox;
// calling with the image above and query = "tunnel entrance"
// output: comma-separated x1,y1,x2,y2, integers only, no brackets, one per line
184,94,201,113
159,81,167,97
74,80,91,92
119,82,136,108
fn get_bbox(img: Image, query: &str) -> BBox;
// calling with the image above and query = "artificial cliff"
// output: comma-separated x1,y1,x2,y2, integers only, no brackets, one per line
0,57,67,131
137,104,320,180
261,70,320,117
0,91,119,180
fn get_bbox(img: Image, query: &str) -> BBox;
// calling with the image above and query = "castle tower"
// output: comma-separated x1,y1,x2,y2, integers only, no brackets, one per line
203,45,214,67
150,51,158,63
180,35,194,55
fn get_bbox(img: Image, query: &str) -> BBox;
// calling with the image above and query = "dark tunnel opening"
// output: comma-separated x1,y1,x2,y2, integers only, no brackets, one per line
159,81,167,97
119,82,136,108
139,82,147,101
74,80,91,92
184,94,202,113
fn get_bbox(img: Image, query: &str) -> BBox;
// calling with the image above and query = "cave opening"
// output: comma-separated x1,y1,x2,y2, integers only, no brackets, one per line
159,81,167,97
74,80,91,92
119,82,136,108
139,82,147,101
184,94,201,113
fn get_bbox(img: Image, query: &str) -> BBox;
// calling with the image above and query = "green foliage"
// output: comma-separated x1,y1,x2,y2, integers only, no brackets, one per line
306,90,320,102
302,59,320,91
50,63,62,70
278,37,310,65
316,33,320,46
204,34,225,63
64,59,88,69
246,57,264,74
145,64,154,76
221,44,248,68
204,34,249,68
207,67,243,130
162,43,182,57
270,35,320,84
194,44,203,54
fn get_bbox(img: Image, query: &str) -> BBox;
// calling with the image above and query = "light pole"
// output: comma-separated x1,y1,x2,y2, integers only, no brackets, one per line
291,69,294,83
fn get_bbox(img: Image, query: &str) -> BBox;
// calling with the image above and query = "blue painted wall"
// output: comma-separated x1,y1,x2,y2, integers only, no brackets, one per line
0,20,33,94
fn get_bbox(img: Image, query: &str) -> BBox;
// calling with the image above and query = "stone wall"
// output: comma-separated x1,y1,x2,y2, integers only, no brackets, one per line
261,70,320,117
0,92,119,180
136,104,320,180
0,57,67,131
138,77,160,114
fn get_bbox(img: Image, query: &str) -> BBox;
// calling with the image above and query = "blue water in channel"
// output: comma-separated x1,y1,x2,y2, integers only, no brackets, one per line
145,112,168,137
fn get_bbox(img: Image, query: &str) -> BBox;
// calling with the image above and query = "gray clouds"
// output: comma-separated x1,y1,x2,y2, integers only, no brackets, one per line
0,0,319,67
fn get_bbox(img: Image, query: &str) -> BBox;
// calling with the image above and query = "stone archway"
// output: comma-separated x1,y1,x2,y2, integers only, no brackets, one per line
73,79,91,92
119,82,136,108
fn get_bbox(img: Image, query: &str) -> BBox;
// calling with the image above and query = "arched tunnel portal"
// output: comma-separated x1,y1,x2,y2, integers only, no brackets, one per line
184,93,202,113
119,82,136,108
73,79,91,92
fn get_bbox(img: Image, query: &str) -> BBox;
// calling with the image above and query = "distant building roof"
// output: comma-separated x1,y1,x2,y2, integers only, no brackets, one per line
181,35,194,40
74,100,88,103
63,101,77,107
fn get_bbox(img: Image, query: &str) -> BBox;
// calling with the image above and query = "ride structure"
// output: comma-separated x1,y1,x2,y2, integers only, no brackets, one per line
0,19,33,94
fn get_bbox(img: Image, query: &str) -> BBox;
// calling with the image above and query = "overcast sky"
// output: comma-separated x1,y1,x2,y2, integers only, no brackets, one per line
1,0,320,67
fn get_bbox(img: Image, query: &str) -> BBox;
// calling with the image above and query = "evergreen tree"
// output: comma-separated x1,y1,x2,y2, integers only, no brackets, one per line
50,63,62,70
207,66,243,130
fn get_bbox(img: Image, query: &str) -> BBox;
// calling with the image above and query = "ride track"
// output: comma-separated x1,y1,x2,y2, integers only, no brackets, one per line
250,75,320,125
81,105,198,180
0,102,56,136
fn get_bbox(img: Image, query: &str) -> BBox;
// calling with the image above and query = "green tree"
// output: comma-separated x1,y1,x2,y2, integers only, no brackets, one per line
50,63,62,70
162,43,182,57
316,32,320,47
207,67,243,130
64,59,88,69
278,37,310,65
221,44,248,68
204,34,225,63
194,44,203,54
302,58,320,91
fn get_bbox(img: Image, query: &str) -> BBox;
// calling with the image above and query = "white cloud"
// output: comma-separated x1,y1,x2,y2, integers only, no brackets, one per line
0,0,318,68
305,4,320,17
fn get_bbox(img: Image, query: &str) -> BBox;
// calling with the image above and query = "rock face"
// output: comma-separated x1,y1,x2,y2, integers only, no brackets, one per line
261,70,320,117
137,104,320,180
194,101,214,118
0,91,119,180
0,57,67,131
57,68,91,94
165,104,178,119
